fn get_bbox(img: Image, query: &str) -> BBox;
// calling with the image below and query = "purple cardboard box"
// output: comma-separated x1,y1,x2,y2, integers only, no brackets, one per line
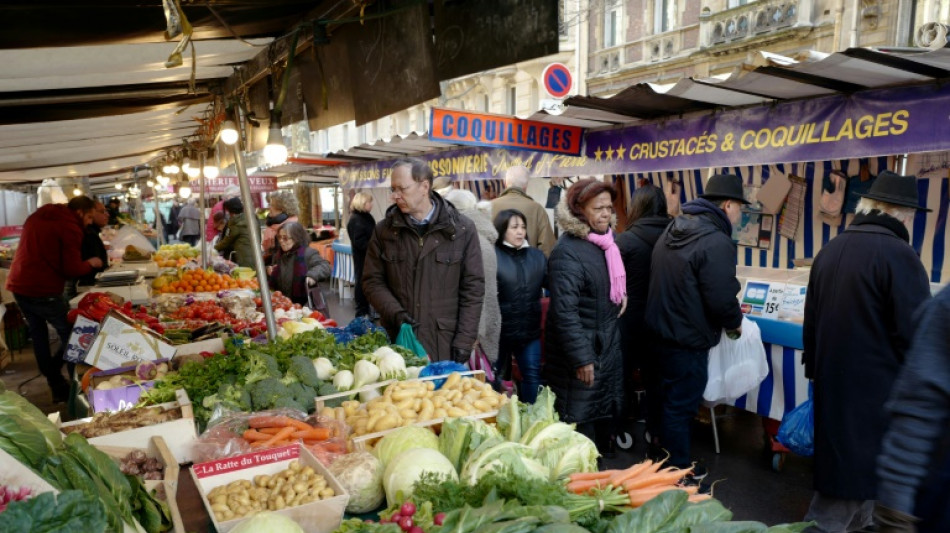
86,359,168,412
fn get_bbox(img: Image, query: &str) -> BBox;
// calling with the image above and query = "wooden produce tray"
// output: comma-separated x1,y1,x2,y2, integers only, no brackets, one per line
95,436,185,533
60,389,198,464
315,371,503,452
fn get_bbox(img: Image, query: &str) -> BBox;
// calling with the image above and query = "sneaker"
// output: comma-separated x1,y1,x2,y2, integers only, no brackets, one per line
689,463,709,480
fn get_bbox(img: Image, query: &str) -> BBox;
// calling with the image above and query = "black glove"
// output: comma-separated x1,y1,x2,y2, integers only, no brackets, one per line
398,313,418,331
451,347,471,364
874,503,918,533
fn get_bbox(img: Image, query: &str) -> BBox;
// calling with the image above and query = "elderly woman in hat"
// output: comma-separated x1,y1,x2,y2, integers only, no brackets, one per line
544,178,627,456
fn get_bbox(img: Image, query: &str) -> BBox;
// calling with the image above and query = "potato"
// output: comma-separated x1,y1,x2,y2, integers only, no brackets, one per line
444,372,461,389
319,488,336,499
375,414,400,431
391,388,415,402
433,408,448,418
473,399,490,411
446,406,467,417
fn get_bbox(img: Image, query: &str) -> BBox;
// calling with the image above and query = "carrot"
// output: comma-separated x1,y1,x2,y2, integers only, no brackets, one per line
688,494,712,503
242,429,272,442
258,426,295,447
622,466,691,491
251,438,293,448
628,486,697,507
568,470,617,482
256,427,287,435
566,479,608,494
248,416,313,432
291,428,331,441
607,460,655,488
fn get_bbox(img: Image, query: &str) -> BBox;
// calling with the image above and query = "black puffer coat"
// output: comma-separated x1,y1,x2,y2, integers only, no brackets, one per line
645,200,742,350
495,243,546,343
616,216,670,345
543,199,623,424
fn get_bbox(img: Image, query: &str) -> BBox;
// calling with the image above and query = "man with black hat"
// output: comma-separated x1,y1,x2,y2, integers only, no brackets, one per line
644,173,748,484
802,170,931,533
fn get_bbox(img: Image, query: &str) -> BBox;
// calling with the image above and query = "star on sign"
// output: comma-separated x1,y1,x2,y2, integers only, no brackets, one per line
594,147,603,161
605,146,615,160
615,145,626,160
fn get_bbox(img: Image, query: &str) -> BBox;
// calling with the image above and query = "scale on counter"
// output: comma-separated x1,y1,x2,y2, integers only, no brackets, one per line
94,269,143,287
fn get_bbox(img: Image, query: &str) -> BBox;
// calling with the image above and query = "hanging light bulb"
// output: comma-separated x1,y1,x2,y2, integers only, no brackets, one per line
162,156,180,175
220,120,239,145
203,164,220,179
179,185,192,199
146,179,154,188
115,181,123,190
73,185,82,196
185,165,200,179
263,116,288,166
156,174,170,187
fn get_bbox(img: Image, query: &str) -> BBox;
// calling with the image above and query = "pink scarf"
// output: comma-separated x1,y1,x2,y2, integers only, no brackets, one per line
586,228,626,305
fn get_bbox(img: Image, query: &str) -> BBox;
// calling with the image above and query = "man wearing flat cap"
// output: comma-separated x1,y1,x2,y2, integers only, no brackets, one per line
802,171,931,533
644,173,748,485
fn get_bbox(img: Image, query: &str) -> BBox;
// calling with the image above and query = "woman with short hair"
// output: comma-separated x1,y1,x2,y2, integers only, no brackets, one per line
214,197,256,268
267,221,331,306
347,191,376,318
262,190,300,259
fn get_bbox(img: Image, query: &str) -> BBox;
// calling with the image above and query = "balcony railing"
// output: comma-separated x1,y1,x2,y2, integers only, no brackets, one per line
699,0,814,48
590,45,623,76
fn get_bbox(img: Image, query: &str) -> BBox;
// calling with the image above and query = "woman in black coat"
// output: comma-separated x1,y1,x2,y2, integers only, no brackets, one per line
615,185,671,452
346,192,376,318
544,179,626,453
494,209,546,403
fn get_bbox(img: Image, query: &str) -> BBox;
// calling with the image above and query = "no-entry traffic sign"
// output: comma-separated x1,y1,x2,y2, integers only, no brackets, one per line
542,63,573,99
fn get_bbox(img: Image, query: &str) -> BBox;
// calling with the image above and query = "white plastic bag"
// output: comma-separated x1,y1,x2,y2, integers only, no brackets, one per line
704,316,768,402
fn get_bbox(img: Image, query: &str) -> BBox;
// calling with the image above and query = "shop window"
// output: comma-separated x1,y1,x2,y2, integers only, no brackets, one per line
654,0,677,33
727,0,753,8
559,0,570,38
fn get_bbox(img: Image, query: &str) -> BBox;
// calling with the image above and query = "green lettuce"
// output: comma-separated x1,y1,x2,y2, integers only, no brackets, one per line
439,417,501,472
0,389,63,452
460,439,549,485
534,430,600,481
0,490,107,533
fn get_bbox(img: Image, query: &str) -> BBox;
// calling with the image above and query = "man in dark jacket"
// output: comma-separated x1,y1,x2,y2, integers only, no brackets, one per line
875,287,950,533
645,174,746,480
7,196,103,402
362,158,484,362
803,171,931,533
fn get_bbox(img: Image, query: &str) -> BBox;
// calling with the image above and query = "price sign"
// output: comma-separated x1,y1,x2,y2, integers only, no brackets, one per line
778,284,807,322
741,280,786,318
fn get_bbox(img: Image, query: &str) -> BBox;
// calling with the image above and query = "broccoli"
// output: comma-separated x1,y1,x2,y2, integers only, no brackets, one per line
202,382,252,412
287,382,318,412
283,355,321,388
244,353,281,385
247,377,292,410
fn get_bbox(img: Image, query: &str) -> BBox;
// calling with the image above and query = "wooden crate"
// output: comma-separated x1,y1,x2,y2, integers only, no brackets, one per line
313,370,486,412
95,436,186,533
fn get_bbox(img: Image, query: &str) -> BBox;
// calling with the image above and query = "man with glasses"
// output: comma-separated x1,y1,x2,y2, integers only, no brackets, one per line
362,158,485,362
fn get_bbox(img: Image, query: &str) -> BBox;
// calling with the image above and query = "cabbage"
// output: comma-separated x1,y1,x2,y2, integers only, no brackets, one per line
229,511,304,533
534,430,600,481
382,448,457,504
327,451,385,513
439,417,501,472
373,426,440,467
459,438,549,485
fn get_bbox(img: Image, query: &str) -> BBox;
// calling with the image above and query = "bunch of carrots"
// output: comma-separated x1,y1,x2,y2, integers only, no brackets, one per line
241,415,332,449
566,458,711,507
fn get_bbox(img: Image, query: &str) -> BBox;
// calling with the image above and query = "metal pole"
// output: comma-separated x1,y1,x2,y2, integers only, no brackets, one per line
229,141,278,341
198,151,208,269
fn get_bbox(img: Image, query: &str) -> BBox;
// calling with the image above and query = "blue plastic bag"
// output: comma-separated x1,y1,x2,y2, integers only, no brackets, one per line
777,383,814,457
418,361,468,389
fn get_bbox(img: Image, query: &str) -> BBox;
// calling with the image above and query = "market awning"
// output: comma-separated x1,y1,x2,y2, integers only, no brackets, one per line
565,47,950,122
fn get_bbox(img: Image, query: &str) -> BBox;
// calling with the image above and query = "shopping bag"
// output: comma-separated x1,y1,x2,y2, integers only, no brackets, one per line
467,342,496,383
395,323,428,361
306,283,330,318
703,316,769,402
777,383,814,457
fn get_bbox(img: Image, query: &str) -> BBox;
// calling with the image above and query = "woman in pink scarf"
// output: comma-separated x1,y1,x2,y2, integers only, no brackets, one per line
544,178,627,460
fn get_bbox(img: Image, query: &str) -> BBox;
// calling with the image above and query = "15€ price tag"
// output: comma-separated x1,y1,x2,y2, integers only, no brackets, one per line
740,280,786,318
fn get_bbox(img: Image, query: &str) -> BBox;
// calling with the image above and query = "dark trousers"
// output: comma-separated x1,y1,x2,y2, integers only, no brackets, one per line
642,336,663,444
657,343,709,468
181,234,199,246
14,293,71,398
499,337,542,404
577,418,613,454
352,248,369,317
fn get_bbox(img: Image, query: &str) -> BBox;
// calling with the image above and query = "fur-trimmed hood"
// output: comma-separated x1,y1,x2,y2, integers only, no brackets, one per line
555,196,618,238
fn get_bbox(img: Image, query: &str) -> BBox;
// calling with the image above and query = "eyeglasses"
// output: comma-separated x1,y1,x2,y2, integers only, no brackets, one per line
277,235,294,242
389,182,418,197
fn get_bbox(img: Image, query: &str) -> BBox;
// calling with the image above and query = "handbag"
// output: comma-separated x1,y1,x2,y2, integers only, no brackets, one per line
467,342,496,383
777,383,814,457
703,316,769,402
306,283,330,318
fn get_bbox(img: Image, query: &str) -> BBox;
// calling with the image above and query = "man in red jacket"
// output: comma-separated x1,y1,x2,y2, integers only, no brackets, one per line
7,196,103,402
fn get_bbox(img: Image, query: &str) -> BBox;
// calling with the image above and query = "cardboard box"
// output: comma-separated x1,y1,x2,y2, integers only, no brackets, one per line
0,446,58,496
95,436,186,533
85,362,169,413
60,389,198,464
173,337,225,357
84,310,176,370
190,444,349,533
64,314,101,364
